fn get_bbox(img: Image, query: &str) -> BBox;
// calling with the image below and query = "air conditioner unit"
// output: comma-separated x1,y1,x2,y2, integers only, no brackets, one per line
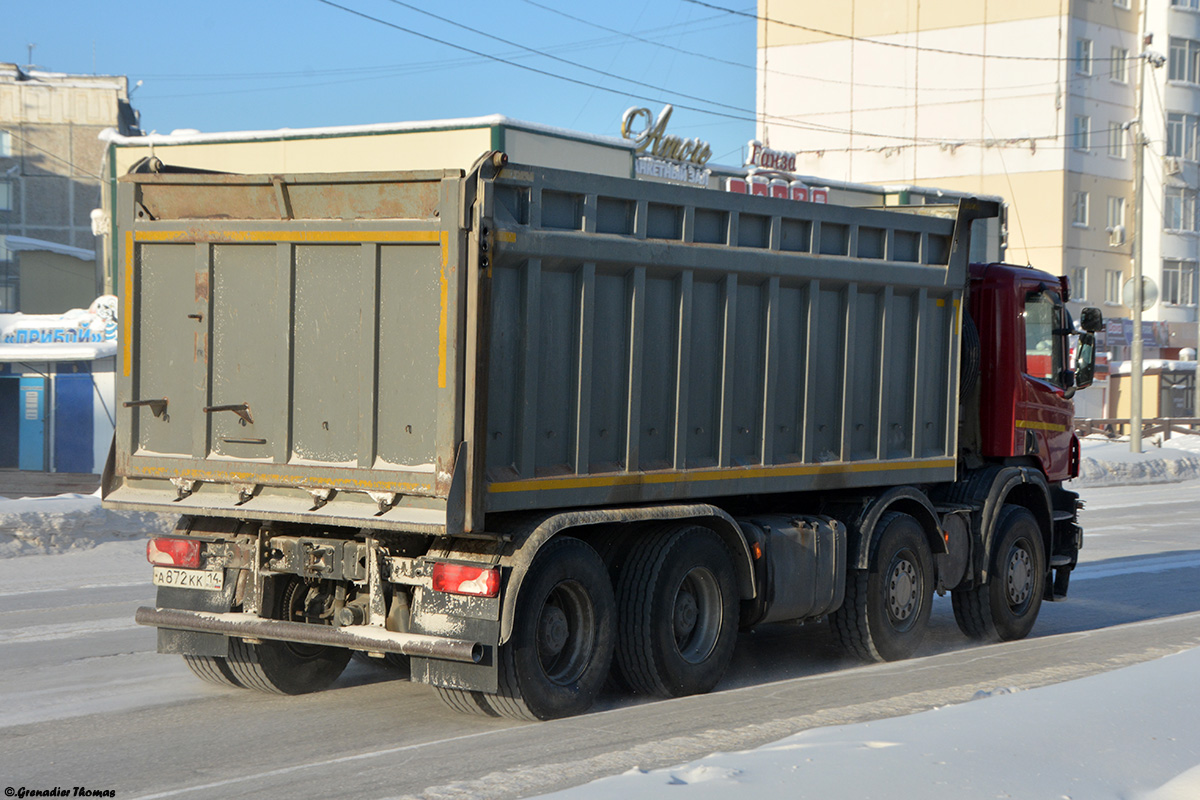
1165,156,1183,175
1108,225,1126,246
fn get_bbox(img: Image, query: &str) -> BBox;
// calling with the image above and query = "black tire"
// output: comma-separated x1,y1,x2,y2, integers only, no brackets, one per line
225,578,352,695
952,505,1045,642
435,686,497,717
183,654,243,688
830,512,934,662
482,537,615,721
614,525,739,698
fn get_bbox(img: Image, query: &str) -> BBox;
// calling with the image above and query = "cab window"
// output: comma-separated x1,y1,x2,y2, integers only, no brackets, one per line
1023,292,1064,384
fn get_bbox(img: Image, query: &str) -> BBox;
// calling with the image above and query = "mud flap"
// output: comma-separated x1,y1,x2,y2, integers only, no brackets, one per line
154,568,239,657
407,586,500,693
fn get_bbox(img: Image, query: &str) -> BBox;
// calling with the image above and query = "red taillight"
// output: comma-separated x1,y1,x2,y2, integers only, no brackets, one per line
147,537,201,568
431,563,500,597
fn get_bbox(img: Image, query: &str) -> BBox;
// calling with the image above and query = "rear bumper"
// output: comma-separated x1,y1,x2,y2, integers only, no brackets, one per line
135,606,483,664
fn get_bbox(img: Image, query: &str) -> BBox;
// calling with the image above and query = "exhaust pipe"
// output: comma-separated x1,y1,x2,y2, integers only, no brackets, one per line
135,606,483,664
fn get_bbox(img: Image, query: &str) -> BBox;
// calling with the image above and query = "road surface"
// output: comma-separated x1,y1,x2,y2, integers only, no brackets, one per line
1,480,1198,799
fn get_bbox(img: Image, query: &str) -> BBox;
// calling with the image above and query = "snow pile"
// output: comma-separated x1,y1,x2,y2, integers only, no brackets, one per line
1,434,1197,557
536,647,1200,800
1075,434,1200,487
0,492,175,558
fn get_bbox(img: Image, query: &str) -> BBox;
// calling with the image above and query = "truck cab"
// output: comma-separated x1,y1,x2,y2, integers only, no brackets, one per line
971,262,1097,482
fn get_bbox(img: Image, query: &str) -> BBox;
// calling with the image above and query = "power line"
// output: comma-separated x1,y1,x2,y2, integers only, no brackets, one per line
379,0,756,121
517,0,1085,96
133,14,736,83
315,0,1137,155
683,0,1132,63
0,129,101,179
312,0,1079,150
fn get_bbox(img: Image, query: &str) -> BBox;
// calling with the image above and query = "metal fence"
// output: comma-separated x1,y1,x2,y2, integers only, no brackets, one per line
1075,418,1200,440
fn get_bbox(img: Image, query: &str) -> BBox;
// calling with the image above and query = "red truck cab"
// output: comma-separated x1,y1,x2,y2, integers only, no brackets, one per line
971,262,1099,482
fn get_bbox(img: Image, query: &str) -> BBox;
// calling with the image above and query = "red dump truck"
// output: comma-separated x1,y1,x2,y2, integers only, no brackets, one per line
104,149,1100,719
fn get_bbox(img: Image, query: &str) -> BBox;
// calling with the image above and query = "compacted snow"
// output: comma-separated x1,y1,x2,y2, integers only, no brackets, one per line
2,435,1199,798
536,647,1200,800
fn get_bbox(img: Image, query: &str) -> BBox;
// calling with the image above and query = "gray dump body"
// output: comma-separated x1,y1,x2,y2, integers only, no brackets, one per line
104,158,983,534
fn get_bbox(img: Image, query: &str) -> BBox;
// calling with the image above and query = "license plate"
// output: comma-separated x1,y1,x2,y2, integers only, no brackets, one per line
152,566,225,591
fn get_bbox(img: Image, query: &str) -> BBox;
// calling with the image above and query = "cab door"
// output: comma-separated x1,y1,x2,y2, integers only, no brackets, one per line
1018,286,1074,481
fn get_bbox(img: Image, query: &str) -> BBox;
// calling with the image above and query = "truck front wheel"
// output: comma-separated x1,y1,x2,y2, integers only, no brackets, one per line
952,504,1045,641
831,512,933,662
484,537,616,720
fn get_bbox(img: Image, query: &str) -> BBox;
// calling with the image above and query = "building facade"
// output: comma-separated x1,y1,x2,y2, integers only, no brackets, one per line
0,62,140,311
757,0,1198,359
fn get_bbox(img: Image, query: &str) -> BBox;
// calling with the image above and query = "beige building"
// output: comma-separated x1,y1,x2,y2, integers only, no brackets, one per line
757,0,1198,359
0,62,140,311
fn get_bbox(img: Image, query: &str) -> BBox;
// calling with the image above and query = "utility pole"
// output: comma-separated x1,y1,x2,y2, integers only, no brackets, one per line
1130,7,1164,453
1131,34,1146,455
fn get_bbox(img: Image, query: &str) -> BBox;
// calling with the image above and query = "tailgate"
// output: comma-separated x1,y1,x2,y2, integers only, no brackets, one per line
104,169,468,534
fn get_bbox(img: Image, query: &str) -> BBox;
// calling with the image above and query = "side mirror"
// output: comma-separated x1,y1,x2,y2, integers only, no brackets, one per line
1080,306,1103,333
1075,332,1097,390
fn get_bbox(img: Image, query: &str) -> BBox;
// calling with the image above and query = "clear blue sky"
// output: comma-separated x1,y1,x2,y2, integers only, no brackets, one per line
7,1,758,164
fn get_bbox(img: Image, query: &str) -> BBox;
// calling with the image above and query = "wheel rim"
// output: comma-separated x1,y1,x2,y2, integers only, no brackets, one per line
535,580,596,686
281,580,326,659
1005,540,1035,612
885,549,922,631
672,567,723,664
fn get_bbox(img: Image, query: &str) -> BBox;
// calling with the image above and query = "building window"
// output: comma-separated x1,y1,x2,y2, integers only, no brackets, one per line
1107,196,1126,231
1114,0,1130,8
0,130,11,157
0,181,11,211
1108,121,1127,157
1071,266,1089,301
1111,47,1130,82
1169,37,1200,83
1162,259,1198,305
1072,191,1090,227
1105,270,1124,305
1172,0,1200,9
1165,186,1197,230
1075,38,1094,74
1166,112,1200,159
1073,115,1091,151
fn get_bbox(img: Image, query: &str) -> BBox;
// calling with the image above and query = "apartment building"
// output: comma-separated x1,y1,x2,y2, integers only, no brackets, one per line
0,62,140,311
756,0,1198,356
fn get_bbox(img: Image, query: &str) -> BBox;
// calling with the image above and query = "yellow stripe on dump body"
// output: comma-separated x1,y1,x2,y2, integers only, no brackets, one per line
133,230,441,244
488,458,956,494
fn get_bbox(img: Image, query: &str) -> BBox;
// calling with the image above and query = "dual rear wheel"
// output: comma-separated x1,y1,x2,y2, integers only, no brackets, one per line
182,576,351,695
465,526,740,720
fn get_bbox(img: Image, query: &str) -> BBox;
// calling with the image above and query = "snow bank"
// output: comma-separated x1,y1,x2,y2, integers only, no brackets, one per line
0,491,175,558
1075,434,1200,487
1,433,1196,558
536,647,1200,800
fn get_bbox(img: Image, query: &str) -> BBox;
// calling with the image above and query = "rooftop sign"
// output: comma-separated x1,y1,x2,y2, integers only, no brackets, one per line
621,105,713,186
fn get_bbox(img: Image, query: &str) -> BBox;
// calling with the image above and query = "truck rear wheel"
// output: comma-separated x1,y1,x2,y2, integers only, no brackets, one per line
831,512,933,662
613,525,739,698
183,654,243,688
484,537,615,721
952,504,1045,641
225,577,352,695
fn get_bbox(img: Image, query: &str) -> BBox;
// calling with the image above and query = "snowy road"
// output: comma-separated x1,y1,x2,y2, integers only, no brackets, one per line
1,480,1198,799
